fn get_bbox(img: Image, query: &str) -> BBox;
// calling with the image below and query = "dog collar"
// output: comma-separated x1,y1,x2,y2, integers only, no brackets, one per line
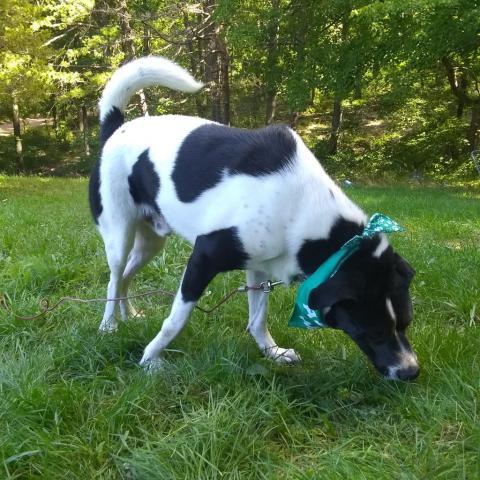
288,213,405,329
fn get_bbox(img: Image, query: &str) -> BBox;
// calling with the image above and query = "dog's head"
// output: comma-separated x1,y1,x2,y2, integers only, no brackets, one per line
308,239,418,380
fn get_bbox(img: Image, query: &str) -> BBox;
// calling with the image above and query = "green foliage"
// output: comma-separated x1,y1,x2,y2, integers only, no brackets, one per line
0,0,54,115
0,0,478,179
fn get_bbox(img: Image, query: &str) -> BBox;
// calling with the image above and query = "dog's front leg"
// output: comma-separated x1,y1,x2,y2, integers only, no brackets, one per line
246,270,301,364
139,262,206,369
139,230,237,368
139,280,195,369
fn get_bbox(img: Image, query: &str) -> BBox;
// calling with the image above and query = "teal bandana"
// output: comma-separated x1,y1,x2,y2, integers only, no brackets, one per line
288,213,405,329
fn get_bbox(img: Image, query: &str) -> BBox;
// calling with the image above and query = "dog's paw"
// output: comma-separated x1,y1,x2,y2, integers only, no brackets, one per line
139,356,165,374
98,318,118,333
265,347,301,365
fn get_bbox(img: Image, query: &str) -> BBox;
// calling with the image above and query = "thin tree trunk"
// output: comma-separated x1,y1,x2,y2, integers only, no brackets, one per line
12,93,24,171
184,12,208,118
205,34,221,121
468,103,480,151
140,14,150,116
290,111,299,129
328,97,343,155
205,27,223,123
328,17,348,155
202,0,229,124
266,91,277,125
265,0,280,125
354,82,362,100
79,105,90,156
456,75,468,118
51,94,58,138
442,56,480,148
119,0,148,115
218,36,230,125
138,91,149,116
143,14,150,56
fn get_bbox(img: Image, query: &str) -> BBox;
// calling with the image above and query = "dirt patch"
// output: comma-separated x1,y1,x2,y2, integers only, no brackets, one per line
0,118,53,136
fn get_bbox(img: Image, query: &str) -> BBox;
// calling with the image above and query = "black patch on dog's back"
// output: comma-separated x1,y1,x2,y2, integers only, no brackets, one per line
89,159,102,224
297,218,364,276
128,149,160,212
172,123,296,202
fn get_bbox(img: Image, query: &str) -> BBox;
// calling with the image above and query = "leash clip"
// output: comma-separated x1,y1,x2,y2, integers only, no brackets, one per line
260,280,283,293
237,280,283,294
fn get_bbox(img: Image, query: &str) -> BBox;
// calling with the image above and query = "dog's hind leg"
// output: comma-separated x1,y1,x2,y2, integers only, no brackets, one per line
139,228,246,368
98,219,135,333
119,220,167,320
246,269,301,364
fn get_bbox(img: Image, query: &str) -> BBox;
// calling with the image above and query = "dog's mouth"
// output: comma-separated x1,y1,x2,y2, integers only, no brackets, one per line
374,349,419,380
354,333,420,381
382,362,419,381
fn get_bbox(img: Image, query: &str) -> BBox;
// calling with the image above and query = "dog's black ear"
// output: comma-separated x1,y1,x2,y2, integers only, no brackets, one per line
308,272,359,309
394,253,415,283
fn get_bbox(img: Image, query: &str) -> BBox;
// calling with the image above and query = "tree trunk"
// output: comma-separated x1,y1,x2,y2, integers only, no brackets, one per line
354,82,362,100
266,91,277,125
119,0,148,115
468,103,480,151
79,105,90,156
12,93,24,171
137,90,149,116
290,111,299,130
52,104,58,138
202,0,229,124
50,94,58,138
328,97,343,155
140,15,150,116
456,75,468,118
143,14,150,56
183,12,208,118
219,36,230,125
265,0,280,125
327,18,348,155
205,26,223,123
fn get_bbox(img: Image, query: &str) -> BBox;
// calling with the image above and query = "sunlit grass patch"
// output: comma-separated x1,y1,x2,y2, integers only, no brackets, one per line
1,177,479,479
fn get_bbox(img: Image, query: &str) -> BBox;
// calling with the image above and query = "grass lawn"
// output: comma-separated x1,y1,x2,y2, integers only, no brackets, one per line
1,176,479,479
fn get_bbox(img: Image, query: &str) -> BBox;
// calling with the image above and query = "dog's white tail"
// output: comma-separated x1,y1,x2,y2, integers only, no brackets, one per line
98,56,203,146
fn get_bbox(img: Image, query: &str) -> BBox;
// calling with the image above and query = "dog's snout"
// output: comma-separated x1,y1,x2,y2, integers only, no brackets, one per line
385,363,419,381
396,364,420,381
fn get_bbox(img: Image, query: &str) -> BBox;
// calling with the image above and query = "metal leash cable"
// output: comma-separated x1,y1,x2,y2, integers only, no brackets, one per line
0,281,283,320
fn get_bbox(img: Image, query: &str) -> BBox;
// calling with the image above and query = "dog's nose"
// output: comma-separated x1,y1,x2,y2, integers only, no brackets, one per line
397,364,420,381
385,364,420,381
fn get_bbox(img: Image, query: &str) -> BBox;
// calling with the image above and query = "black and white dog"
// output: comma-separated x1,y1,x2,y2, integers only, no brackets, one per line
90,57,419,380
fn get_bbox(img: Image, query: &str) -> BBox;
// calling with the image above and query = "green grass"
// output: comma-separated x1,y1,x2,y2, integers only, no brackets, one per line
1,176,479,479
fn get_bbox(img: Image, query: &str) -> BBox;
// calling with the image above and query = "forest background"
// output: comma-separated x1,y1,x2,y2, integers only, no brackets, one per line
0,0,479,184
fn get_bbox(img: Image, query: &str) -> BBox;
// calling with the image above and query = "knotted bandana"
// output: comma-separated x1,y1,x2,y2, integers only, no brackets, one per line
288,213,405,329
